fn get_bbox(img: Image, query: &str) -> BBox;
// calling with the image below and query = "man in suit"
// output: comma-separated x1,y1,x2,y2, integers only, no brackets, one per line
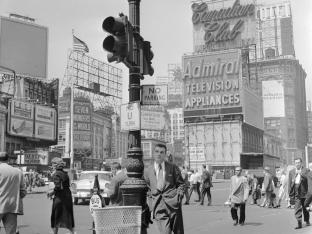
200,165,213,206
289,158,310,229
260,166,274,208
0,152,27,234
228,166,249,226
144,143,185,234
109,162,127,206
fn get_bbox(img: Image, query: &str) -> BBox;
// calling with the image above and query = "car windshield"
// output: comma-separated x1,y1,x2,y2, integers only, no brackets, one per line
79,173,111,181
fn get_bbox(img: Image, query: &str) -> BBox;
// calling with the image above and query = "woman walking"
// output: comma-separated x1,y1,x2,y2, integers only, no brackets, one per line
47,158,75,234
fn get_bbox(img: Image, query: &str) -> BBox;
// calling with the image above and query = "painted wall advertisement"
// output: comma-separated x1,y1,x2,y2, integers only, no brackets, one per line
262,80,285,118
8,100,34,138
191,0,256,53
73,101,92,156
183,49,242,118
34,105,56,140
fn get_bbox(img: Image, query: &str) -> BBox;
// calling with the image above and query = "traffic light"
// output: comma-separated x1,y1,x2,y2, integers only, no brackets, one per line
140,41,154,76
102,14,133,66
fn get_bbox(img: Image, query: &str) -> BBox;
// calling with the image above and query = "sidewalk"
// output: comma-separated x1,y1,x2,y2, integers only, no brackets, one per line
26,184,50,194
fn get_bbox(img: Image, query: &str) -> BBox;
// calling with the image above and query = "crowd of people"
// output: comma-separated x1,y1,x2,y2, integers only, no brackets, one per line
1,146,312,234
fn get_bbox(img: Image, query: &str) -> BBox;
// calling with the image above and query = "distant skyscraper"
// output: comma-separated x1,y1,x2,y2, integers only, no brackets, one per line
256,0,295,58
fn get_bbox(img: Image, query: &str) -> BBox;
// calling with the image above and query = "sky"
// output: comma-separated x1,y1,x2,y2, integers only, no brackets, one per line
0,0,311,104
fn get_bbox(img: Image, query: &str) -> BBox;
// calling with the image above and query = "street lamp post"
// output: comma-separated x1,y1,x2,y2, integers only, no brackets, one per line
119,1,148,232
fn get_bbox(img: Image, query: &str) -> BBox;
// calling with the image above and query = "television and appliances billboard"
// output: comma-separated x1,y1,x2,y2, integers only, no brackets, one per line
183,49,242,118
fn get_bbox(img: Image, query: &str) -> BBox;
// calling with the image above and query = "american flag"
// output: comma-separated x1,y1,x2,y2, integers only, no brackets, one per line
73,35,89,53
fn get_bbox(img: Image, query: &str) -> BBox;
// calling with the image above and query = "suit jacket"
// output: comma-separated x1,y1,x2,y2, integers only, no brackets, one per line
201,170,212,188
144,161,184,233
0,163,26,214
289,167,309,199
229,175,249,204
307,170,312,195
109,170,127,206
263,173,274,192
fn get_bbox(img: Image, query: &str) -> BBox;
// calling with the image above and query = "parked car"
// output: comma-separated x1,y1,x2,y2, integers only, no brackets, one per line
71,171,112,205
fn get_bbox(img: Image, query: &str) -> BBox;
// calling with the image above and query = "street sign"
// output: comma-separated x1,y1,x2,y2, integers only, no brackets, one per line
141,85,168,105
121,102,141,131
14,150,24,154
141,106,166,130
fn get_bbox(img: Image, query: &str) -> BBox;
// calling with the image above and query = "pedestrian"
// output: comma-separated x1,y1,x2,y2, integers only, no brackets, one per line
200,165,213,206
228,166,249,226
47,157,75,234
304,162,312,211
260,166,274,208
251,176,261,205
181,166,190,205
288,158,310,229
109,161,127,206
0,152,27,234
276,169,287,208
195,169,202,202
188,170,201,202
144,143,185,234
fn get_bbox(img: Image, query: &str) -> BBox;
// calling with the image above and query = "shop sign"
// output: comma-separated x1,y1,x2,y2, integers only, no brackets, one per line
34,105,56,141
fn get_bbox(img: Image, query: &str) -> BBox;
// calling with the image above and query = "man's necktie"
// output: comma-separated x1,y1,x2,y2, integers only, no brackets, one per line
157,163,164,190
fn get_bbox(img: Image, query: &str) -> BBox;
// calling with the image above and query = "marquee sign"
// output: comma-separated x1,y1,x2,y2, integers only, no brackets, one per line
192,0,256,52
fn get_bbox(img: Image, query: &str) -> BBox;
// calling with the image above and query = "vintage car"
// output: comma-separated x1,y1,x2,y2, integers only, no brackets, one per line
71,170,112,205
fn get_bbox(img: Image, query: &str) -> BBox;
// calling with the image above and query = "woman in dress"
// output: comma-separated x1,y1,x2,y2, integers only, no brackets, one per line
47,157,75,234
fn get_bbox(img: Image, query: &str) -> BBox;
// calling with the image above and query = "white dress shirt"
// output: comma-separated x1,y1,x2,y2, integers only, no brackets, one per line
154,161,165,180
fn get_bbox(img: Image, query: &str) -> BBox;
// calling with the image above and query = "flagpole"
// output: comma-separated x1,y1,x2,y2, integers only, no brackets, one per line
70,81,74,173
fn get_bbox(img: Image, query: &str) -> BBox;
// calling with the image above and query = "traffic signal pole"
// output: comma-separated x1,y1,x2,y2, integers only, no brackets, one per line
120,0,148,233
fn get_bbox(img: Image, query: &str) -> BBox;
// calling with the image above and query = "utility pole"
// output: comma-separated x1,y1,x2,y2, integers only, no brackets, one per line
102,0,154,232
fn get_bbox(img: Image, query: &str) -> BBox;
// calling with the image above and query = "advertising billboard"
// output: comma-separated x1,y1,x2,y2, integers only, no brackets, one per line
34,105,56,140
262,80,285,118
8,100,34,138
191,0,256,53
0,16,48,78
183,49,242,118
73,100,92,156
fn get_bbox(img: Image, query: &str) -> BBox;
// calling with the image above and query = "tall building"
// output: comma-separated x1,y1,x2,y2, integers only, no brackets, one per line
256,0,294,58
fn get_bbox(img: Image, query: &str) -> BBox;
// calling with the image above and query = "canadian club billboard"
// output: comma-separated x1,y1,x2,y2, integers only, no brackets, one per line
191,0,256,53
183,49,242,118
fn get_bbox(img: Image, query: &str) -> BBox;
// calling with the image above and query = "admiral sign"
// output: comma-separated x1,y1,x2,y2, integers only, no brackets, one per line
192,0,256,52
183,49,242,118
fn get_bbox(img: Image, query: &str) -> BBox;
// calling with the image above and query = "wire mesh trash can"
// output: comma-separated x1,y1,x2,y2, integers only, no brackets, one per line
92,206,142,234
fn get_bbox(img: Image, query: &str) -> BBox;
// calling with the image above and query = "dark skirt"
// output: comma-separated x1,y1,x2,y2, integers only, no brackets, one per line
51,188,75,229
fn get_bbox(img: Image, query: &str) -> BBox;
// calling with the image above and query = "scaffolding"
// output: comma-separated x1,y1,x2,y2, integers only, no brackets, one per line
61,50,122,114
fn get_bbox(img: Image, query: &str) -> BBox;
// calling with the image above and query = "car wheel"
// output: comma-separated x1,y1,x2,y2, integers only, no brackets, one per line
104,198,110,206
74,198,78,205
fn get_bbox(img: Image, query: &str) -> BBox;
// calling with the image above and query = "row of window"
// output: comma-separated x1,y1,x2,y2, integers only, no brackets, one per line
257,4,289,19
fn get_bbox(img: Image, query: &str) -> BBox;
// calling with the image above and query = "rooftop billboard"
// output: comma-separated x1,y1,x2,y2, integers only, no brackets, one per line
0,16,48,78
183,49,242,118
191,0,256,53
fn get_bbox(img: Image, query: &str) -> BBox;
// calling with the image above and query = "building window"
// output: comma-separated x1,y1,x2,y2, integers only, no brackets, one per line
279,5,285,17
266,8,271,19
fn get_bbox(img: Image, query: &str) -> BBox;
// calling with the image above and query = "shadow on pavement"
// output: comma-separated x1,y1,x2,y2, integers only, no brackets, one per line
243,222,263,226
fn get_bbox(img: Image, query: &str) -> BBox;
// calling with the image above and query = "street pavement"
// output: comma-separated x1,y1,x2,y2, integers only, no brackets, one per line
11,181,312,234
